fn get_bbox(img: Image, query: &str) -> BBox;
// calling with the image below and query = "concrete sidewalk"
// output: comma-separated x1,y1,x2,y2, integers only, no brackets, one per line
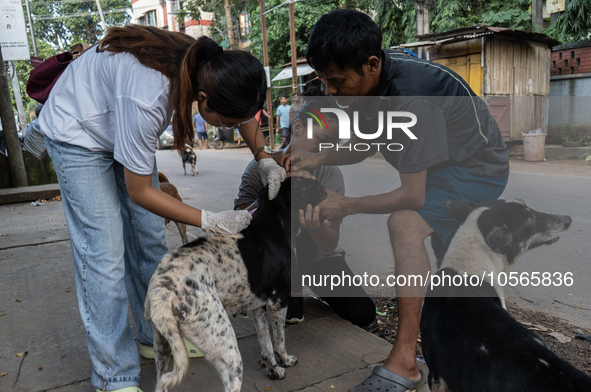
0,199,426,392
2,156,587,391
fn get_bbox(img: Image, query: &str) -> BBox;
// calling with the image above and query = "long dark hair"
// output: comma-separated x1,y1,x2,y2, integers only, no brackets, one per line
99,25,267,152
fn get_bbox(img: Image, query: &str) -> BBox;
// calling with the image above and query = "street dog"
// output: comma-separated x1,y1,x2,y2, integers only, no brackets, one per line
420,199,591,392
182,146,197,176
145,177,327,392
158,172,188,245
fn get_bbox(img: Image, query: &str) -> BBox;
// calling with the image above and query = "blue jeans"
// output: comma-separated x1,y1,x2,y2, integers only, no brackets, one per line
46,138,167,390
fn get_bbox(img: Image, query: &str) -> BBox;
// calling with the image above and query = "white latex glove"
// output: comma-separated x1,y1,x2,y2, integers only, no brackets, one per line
201,209,252,235
259,158,286,200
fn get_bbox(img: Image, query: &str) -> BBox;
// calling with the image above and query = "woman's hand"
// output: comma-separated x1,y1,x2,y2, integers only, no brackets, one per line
201,209,252,235
259,158,286,200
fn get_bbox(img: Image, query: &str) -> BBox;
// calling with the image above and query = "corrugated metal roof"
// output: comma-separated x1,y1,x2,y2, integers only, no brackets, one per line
396,25,559,48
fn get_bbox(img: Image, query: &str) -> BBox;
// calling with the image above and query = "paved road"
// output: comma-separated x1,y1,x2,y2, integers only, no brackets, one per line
155,147,591,328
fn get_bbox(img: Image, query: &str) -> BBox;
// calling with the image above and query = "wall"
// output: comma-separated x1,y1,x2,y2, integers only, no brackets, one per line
550,40,591,76
548,75,591,140
548,41,591,140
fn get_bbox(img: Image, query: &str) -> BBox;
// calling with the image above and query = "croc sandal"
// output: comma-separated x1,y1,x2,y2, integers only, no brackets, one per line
348,366,425,392
138,338,204,360
95,387,143,392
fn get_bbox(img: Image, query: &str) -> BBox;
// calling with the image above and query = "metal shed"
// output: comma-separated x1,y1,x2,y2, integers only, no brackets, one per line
398,26,559,141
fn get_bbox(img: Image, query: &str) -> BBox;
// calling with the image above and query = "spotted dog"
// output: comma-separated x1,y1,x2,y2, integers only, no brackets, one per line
420,200,591,392
182,147,197,176
145,177,326,392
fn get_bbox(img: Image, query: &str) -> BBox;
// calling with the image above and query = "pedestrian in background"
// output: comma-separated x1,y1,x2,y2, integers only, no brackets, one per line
39,25,285,392
275,94,291,148
193,112,209,149
24,104,47,159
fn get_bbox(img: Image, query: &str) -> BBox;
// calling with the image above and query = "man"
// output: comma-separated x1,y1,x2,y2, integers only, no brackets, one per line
275,94,291,148
24,104,47,159
292,10,509,392
193,112,208,149
236,99,375,327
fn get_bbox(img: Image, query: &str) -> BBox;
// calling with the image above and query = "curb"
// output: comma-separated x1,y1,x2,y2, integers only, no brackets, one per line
0,183,61,205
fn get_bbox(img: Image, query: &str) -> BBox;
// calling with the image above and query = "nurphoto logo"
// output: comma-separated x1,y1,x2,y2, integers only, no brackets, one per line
305,107,418,152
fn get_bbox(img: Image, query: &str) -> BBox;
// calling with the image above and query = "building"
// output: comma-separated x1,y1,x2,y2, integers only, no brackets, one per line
397,26,559,141
131,0,213,38
131,0,251,49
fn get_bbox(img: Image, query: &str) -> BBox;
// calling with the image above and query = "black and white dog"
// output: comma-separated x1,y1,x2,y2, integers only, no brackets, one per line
182,146,197,176
420,199,591,392
145,177,326,392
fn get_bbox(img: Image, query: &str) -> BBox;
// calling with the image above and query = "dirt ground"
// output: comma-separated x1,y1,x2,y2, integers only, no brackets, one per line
368,297,591,375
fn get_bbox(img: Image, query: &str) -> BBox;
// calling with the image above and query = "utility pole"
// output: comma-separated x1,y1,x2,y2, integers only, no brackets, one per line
224,0,235,48
0,47,28,187
288,0,297,92
95,0,107,32
416,0,429,58
24,0,38,57
532,0,544,32
259,0,275,149
8,62,27,135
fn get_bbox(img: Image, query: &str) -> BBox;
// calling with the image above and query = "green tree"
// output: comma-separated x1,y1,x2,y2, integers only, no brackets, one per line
30,0,131,50
374,0,416,47
8,0,131,122
546,0,591,42
430,0,531,34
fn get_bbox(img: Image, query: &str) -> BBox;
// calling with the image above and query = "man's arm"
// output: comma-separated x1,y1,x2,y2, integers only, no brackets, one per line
318,170,427,222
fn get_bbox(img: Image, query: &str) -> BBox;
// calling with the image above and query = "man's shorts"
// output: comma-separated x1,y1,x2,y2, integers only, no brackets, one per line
416,166,508,259
196,131,208,141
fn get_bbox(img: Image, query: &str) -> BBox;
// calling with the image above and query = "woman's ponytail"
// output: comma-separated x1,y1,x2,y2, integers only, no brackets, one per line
174,37,267,152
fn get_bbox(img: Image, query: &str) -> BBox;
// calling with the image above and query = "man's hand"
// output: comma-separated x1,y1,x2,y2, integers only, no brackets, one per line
290,169,317,181
299,204,322,231
318,188,348,223
289,150,325,172
298,199,341,251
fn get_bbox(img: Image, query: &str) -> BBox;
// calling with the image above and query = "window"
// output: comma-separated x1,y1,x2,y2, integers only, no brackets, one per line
146,10,157,26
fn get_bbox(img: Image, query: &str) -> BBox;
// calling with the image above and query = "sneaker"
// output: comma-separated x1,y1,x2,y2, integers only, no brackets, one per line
138,338,204,360
95,387,143,392
285,297,304,324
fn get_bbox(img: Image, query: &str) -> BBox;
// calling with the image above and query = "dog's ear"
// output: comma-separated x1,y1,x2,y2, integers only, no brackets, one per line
486,224,513,252
446,200,477,223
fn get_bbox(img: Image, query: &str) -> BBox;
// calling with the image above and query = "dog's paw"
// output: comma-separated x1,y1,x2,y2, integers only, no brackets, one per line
267,365,286,380
279,354,297,367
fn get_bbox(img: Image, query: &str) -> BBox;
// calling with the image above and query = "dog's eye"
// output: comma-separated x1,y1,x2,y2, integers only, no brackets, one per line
527,217,534,225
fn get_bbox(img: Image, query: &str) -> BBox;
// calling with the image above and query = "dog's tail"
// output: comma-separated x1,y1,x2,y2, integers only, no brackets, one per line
145,285,189,390
158,171,170,184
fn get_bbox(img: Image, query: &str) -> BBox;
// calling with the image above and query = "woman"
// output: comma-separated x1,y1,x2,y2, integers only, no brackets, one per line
39,25,285,392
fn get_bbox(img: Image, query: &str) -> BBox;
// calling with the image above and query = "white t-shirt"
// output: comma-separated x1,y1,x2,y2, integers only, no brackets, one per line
39,49,172,175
